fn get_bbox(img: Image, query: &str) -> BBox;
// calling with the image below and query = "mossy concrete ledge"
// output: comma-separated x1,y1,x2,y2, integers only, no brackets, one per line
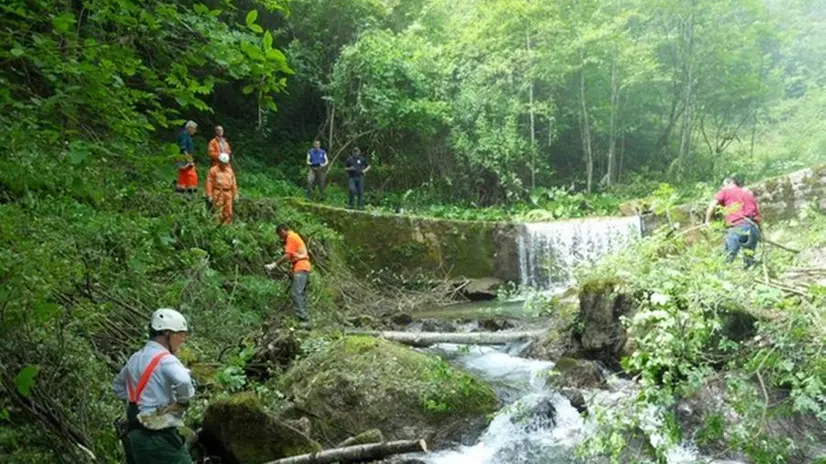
279,335,500,447
287,199,520,281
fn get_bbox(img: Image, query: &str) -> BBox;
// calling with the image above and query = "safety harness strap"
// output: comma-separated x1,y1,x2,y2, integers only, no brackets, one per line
126,351,170,404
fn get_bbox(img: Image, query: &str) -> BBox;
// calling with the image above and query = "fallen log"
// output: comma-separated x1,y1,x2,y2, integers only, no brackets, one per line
264,439,428,464
350,330,544,347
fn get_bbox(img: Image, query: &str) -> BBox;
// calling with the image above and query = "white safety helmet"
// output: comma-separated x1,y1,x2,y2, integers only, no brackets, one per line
150,308,189,333
218,153,230,164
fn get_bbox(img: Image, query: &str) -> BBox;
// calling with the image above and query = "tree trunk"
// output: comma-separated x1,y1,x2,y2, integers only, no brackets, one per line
579,50,594,193
349,330,544,348
678,12,695,164
264,439,428,464
527,31,536,192
618,134,625,183
607,56,619,185
328,102,335,153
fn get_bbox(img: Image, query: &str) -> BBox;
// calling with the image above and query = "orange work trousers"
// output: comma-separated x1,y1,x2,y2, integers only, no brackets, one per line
213,189,234,224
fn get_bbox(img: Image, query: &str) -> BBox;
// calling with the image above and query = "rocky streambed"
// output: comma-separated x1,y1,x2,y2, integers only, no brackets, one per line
189,279,826,464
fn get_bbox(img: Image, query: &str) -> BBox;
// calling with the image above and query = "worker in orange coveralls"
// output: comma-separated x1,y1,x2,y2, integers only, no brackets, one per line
205,153,239,224
208,125,232,167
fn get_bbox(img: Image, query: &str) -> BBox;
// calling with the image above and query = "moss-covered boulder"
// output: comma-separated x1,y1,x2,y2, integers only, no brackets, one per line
572,278,635,367
200,393,321,463
280,336,500,447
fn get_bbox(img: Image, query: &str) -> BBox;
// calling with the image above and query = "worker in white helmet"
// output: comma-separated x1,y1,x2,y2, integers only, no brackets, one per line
113,308,195,464
205,152,239,225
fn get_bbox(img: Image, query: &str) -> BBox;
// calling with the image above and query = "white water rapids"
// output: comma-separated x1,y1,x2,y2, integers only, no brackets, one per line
398,343,744,464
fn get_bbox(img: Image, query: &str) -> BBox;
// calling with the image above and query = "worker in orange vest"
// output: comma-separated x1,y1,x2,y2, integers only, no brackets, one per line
265,224,313,329
175,121,199,194
205,153,239,224
208,125,232,167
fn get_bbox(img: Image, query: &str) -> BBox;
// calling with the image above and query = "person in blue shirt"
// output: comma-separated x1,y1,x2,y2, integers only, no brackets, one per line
175,121,198,194
344,147,370,210
306,139,328,201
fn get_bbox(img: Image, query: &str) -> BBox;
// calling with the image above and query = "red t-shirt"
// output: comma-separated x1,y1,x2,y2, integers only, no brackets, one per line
714,186,761,226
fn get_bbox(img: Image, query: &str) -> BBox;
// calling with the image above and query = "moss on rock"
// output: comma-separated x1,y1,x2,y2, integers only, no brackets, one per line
574,277,635,367
279,335,499,446
201,392,322,463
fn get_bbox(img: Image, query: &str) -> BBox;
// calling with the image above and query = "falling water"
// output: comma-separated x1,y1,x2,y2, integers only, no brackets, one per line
517,216,642,290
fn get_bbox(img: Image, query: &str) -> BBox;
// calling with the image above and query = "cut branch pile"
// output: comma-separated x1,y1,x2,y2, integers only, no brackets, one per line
318,260,462,317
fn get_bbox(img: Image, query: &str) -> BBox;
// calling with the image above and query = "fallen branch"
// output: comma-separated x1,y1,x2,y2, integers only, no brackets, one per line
264,439,428,464
350,330,544,347
762,238,801,254
757,279,809,297
784,267,826,274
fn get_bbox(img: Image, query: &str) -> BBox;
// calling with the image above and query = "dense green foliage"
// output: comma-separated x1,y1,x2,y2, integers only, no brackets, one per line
0,134,349,461
264,0,826,210
578,207,826,462
4,0,826,461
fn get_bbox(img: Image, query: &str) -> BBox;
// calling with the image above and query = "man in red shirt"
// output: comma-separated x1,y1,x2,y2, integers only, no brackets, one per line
704,175,761,268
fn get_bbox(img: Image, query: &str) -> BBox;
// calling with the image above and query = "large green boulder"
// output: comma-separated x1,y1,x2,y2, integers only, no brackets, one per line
200,393,322,463
280,336,499,446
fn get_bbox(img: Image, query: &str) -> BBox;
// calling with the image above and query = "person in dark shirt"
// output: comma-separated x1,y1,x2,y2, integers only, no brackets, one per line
175,121,198,194
344,147,370,210
306,139,328,201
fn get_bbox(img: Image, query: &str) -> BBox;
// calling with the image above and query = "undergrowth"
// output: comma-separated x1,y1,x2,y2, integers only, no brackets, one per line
577,205,826,463
0,135,347,462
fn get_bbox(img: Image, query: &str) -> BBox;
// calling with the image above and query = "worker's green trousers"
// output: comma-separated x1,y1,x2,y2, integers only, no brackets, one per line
124,404,192,464
127,427,192,464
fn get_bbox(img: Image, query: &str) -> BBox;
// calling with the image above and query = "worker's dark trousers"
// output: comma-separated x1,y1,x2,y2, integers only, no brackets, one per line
348,176,365,209
291,271,310,321
724,222,760,268
307,166,327,200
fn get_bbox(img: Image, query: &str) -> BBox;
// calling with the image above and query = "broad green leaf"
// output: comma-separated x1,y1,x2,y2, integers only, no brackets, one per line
10,47,24,57
263,31,273,50
51,13,75,34
14,366,39,397
248,24,264,33
67,142,90,165
242,84,255,95
194,3,209,15
245,10,258,26
265,49,286,63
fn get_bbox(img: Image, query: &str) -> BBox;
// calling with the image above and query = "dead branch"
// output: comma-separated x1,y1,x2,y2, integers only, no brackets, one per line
264,439,428,464
350,330,545,347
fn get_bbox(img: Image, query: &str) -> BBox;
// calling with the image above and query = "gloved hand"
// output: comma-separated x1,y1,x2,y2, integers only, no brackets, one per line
234,195,239,201
264,263,276,272
207,196,213,202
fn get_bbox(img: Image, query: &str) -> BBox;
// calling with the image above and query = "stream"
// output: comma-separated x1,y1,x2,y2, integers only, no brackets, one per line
392,217,739,463
405,341,743,464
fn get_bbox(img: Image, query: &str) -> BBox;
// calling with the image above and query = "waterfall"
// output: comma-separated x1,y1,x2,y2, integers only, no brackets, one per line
517,216,642,291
